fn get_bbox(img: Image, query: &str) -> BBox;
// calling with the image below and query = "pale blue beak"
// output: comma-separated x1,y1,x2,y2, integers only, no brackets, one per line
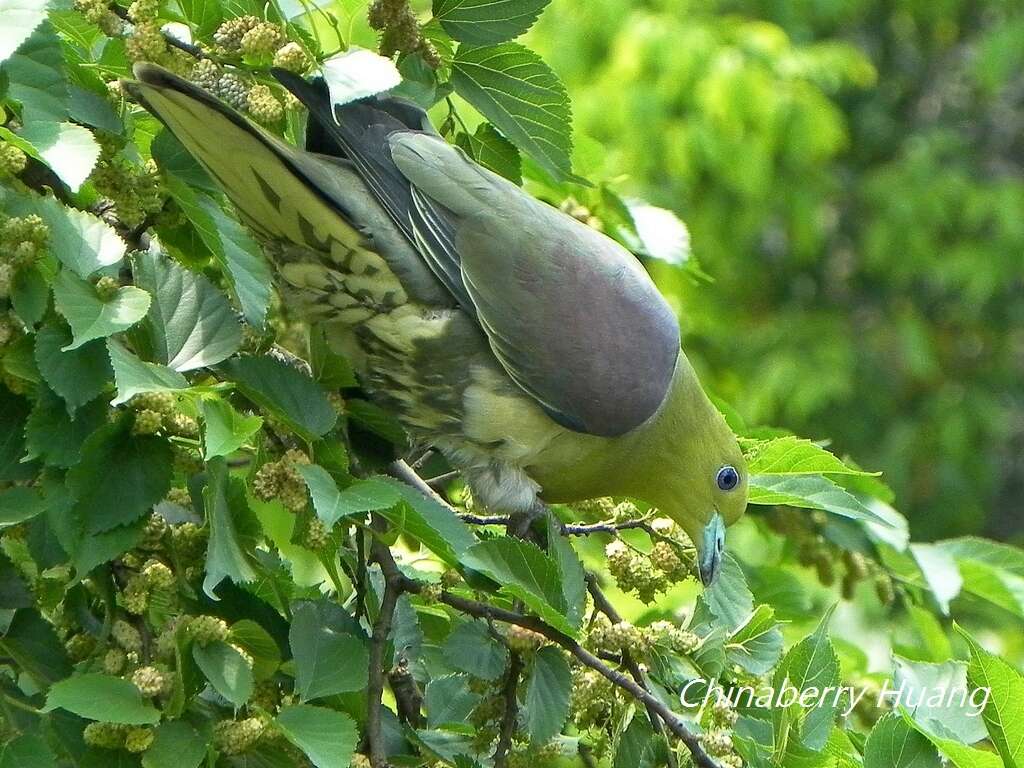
698,512,725,586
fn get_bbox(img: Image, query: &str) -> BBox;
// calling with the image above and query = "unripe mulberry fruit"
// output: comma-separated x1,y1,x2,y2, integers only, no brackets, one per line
0,143,28,176
215,72,250,110
213,15,259,51
125,727,154,753
272,42,309,73
104,647,128,674
133,409,163,435
240,23,283,56
94,275,120,301
112,619,143,651
0,264,13,299
302,517,330,550
213,717,265,754
506,625,545,653
141,512,169,549
83,722,127,749
132,666,169,698
130,391,176,415
191,58,220,90
65,633,97,661
143,559,175,590
875,573,896,606
164,412,199,438
127,0,158,22
189,614,229,646
246,84,283,125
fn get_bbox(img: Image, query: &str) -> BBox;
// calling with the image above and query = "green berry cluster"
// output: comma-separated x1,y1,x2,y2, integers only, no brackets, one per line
300,516,331,551
83,722,130,750
702,729,741,767
586,614,651,656
215,71,251,111
124,727,155,753
0,142,28,179
188,614,230,646
95,275,121,301
213,717,266,755
648,620,701,654
272,42,310,73
112,618,143,652
126,391,199,438
246,84,284,125
0,214,49,299
213,16,260,51
240,23,284,56
368,0,440,66
506,625,546,654
170,521,208,562
605,538,693,603
569,666,616,728
73,0,121,34
252,448,311,512
131,665,171,697
89,143,165,229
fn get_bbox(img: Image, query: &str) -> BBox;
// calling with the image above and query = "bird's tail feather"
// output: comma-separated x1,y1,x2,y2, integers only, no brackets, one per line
122,63,365,253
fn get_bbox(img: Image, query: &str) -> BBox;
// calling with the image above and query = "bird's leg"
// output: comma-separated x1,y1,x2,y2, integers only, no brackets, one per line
506,497,550,543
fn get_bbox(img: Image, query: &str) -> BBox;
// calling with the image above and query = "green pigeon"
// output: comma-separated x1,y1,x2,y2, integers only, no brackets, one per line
124,63,748,585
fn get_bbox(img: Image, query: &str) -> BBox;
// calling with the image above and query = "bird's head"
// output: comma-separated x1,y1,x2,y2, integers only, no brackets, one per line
631,358,749,588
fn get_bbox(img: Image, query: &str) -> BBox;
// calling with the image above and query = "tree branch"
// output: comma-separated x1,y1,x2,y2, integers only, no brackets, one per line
493,651,524,767
367,521,404,768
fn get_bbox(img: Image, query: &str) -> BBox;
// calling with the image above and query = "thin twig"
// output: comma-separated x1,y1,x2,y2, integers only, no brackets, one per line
425,470,459,488
563,519,655,536
493,651,524,767
459,513,511,526
367,522,403,768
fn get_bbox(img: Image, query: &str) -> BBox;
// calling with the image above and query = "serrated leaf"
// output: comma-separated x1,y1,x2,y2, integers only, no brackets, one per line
44,674,160,724
192,640,254,707
18,121,100,192
908,715,1003,768
289,601,368,700
749,473,893,527
727,604,783,675
442,620,508,681
219,355,337,441
52,270,150,350
5,23,68,124
705,553,755,632
203,456,258,598
424,674,480,728
275,705,358,768
107,338,189,406
451,42,575,183
893,657,988,744
320,47,401,106
456,122,522,184
202,397,263,460
141,721,207,768
958,626,1024,768
0,486,45,530
228,620,281,681
0,609,72,688
434,0,549,44
745,436,877,477
460,537,574,636
177,0,222,37
34,320,112,413
864,713,941,768
297,465,400,527
939,537,1024,617
0,0,49,64
164,175,271,327
375,477,477,568
67,419,173,533
524,646,570,744
133,249,242,371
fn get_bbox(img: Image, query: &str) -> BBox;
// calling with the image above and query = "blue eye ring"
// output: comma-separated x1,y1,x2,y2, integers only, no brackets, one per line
717,465,740,491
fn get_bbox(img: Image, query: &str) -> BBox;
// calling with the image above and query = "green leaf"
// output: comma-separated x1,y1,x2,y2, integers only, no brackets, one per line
44,674,161,724
163,175,270,327
911,543,963,615
192,640,254,707
0,0,49,64
52,270,150,350
203,456,258,598
107,338,189,406
289,601,368,700
727,604,783,675
0,734,56,768
219,356,337,441
68,84,122,134
434,0,549,44
275,705,358,768
67,419,173,533
908,717,1004,768
5,23,68,124
177,0,222,37
0,486,46,528
749,473,893,527
863,713,941,768
141,721,207,768
442,620,508,681
202,397,263,460
705,553,755,632
424,674,481,728
18,121,100,192
745,436,877,476
10,263,49,326
34,320,112,413
320,47,401,106
958,626,1024,768
133,250,242,371
460,537,574,636
939,538,1024,617
228,619,281,681
456,123,522,184
0,609,72,688
893,656,988,744
524,646,570,745
297,465,401,527
376,477,477,568
451,42,575,183
17,194,125,278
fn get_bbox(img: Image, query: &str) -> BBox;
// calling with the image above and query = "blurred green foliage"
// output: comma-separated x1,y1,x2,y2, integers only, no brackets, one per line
527,0,1024,542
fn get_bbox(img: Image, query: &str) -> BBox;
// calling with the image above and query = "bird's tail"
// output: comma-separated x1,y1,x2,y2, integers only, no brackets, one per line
122,63,366,253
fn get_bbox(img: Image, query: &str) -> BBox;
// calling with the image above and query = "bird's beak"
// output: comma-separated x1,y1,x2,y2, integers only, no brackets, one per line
697,512,726,586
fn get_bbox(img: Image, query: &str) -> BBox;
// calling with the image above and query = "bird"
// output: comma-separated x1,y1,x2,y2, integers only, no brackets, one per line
123,62,748,586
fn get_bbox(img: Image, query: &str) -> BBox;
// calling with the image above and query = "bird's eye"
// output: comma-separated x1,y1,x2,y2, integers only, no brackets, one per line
716,465,740,491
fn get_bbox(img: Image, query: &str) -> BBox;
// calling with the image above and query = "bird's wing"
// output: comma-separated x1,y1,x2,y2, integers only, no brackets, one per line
277,68,681,437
